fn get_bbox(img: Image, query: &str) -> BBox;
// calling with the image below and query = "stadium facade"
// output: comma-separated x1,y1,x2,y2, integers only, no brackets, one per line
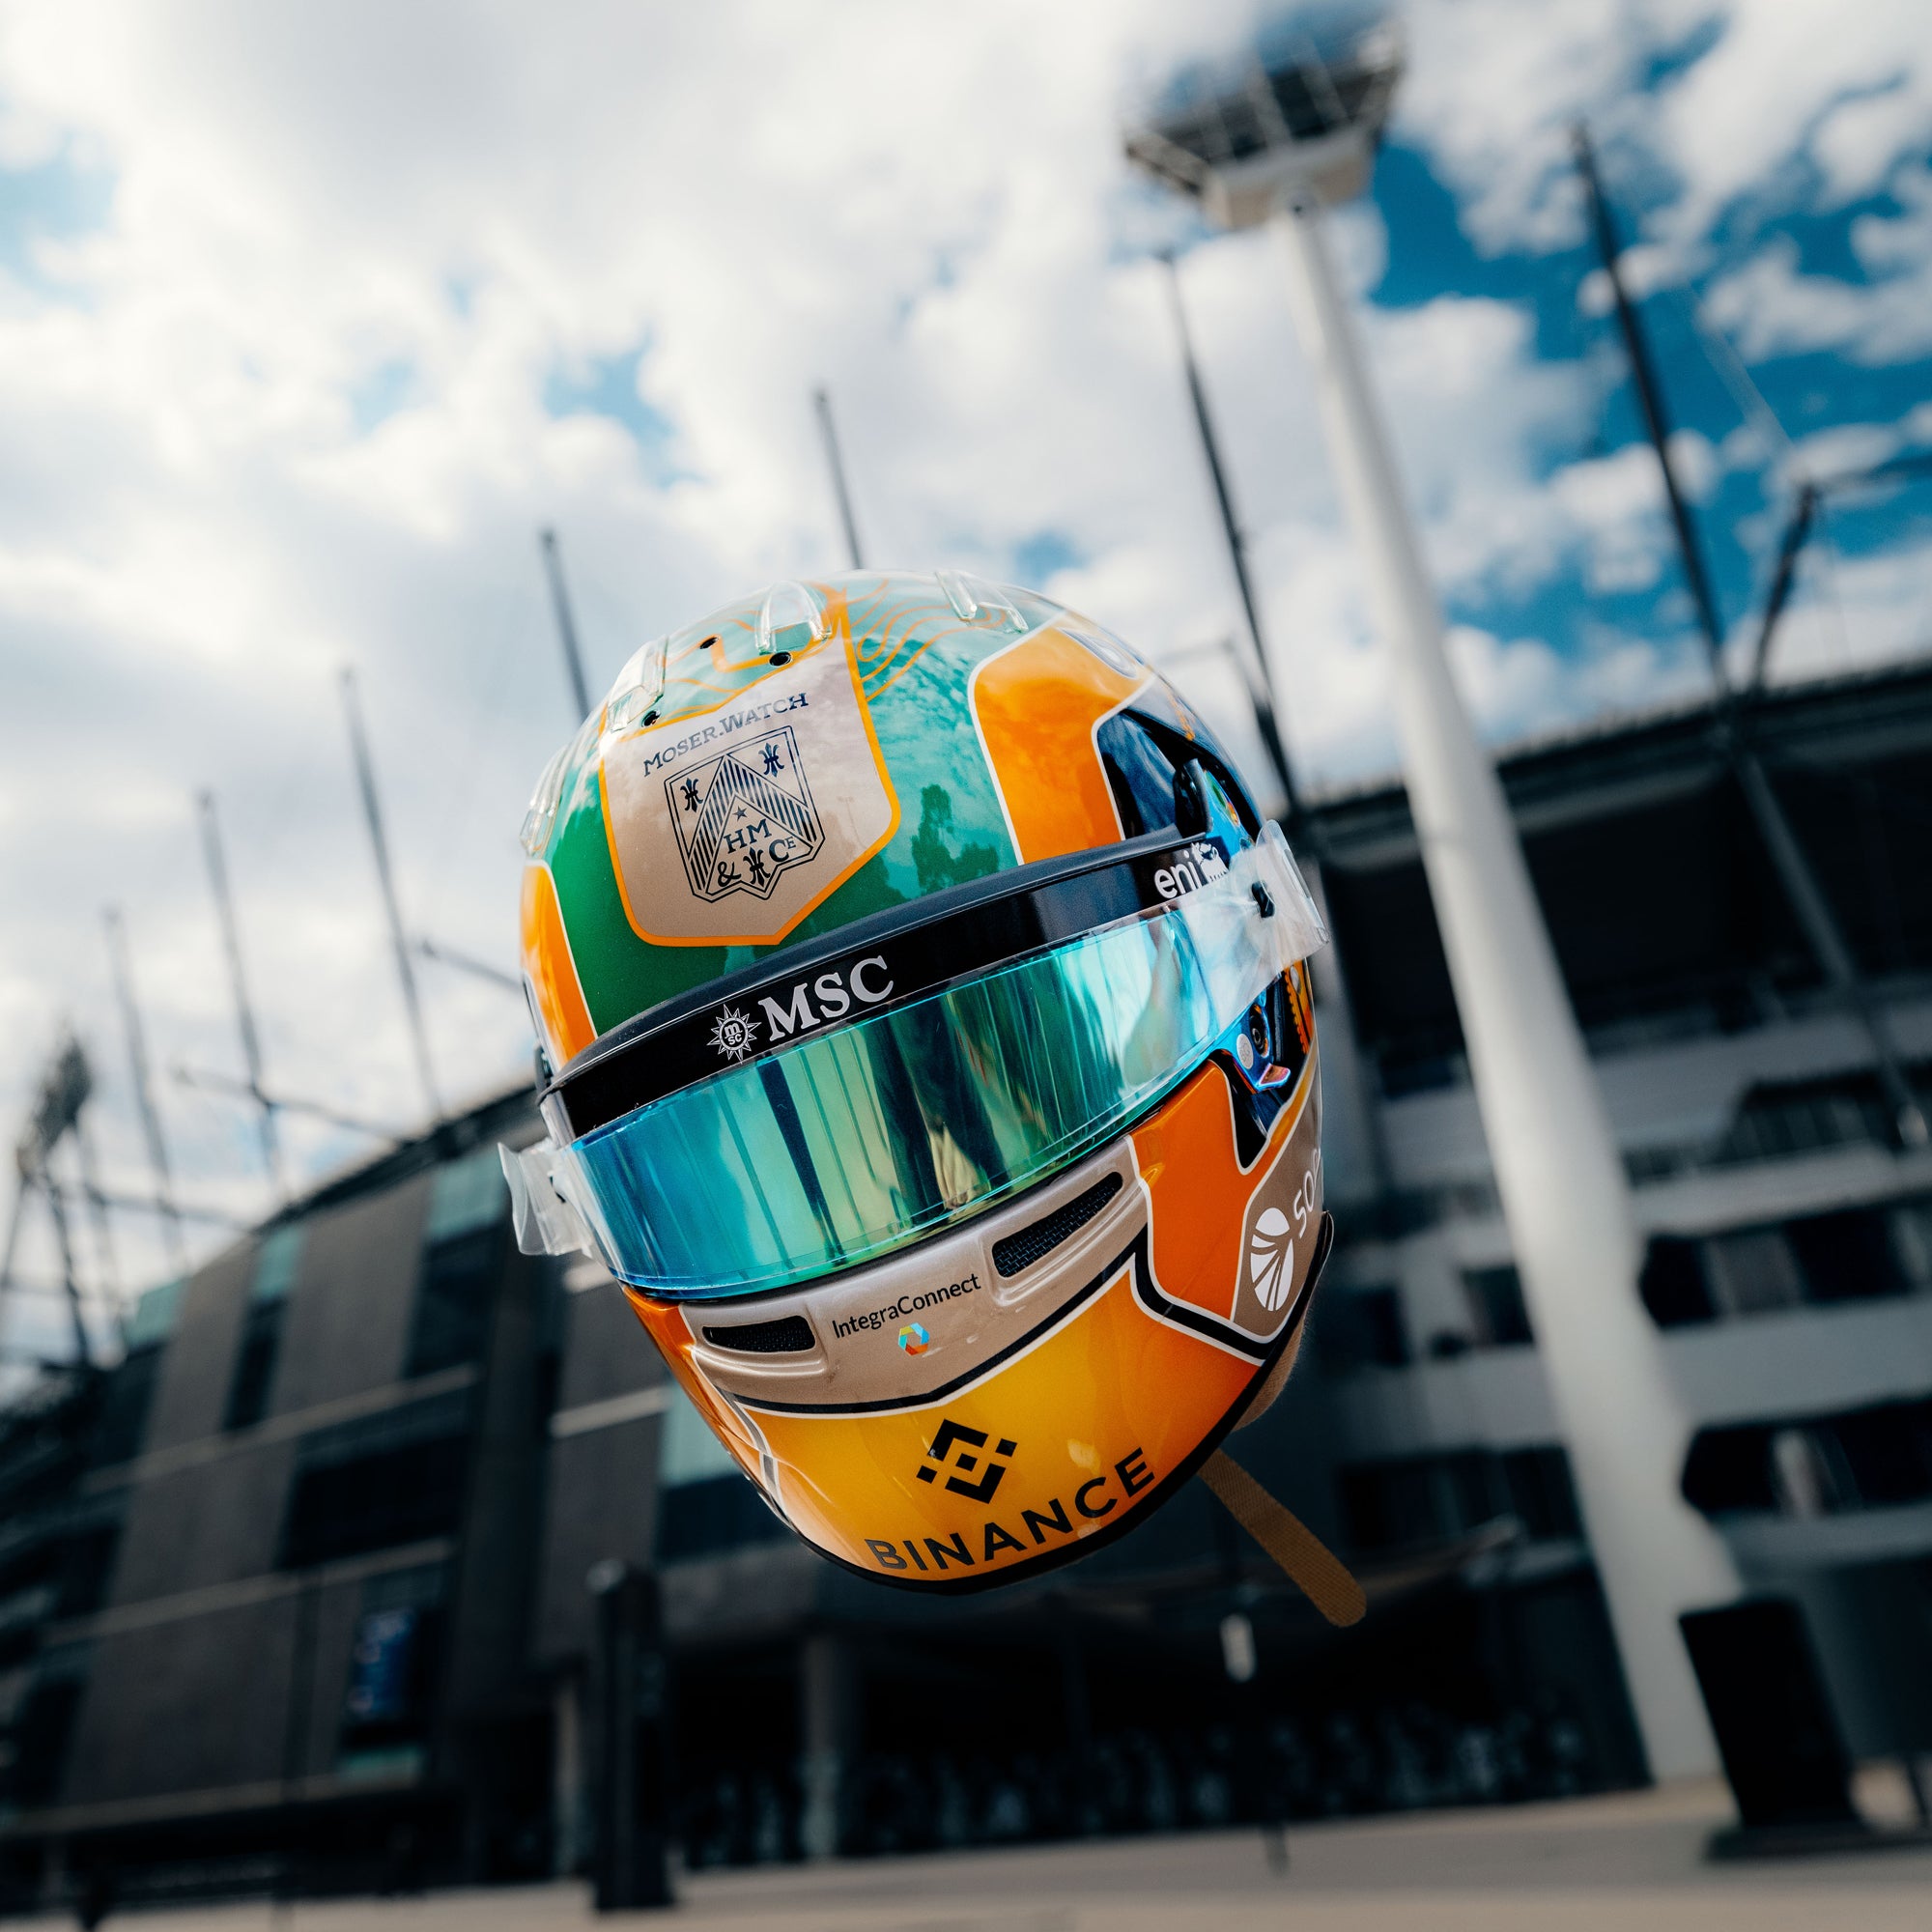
2,660,1929,1905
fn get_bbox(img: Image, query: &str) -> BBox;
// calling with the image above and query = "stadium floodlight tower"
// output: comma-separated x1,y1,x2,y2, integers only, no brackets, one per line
1127,23,1740,1781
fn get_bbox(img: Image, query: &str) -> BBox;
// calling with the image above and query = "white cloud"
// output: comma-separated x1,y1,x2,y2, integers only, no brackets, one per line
1702,185,1932,369
1397,0,1932,259
0,0,1925,1324
1752,530,1932,686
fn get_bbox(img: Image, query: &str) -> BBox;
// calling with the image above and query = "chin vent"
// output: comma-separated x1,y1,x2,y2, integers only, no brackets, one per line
701,1314,814,1354
991,1173,1124,1279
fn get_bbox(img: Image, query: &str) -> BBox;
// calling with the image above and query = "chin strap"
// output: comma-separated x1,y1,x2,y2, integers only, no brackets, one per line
1202,1450,1366,1629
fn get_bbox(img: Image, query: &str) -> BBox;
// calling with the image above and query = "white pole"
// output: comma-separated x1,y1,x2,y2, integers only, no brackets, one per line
1273,191,1738,1780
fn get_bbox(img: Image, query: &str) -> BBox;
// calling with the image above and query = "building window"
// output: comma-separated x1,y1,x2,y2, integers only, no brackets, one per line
0,1562,56,1673
90,1346,162,1468
125,1277,183,1350
225,1224,303,1431
1498,1448,1583,1540
1338,1460,1436,1551
54,1520,123,1618
280,1390,472,1570
1683,1395,1932,1519
1461,1265,1534,1348
405,1150,509,1379
1787,1208,1910,1304
225,1302,283,1431
656,1475,789,1564
1704,1228,1805,1317
1893,1200,1932,1290
1638,1238,1709,1326
407,1230,502,1378
1336,1444,1580,1553
337,1562,448,1780
0,1642,90,1809
1313,1285,1409,1375
1643,1198,1926,1328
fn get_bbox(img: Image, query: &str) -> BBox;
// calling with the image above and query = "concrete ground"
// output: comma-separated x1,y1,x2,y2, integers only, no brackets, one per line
20,1781,1932,1931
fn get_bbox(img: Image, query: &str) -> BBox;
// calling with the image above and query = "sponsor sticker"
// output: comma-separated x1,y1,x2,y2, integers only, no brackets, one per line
599,641,898,947
1230,1143,1322,1337
830,1270,985,1340
866,1424,1156,1577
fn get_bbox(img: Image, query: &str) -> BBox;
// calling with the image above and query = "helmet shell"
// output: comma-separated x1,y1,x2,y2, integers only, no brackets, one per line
519,569,1327,1589
520,571,1248,1073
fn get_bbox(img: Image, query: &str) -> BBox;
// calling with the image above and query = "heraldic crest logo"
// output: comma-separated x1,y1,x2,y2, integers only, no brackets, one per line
667,724,825,903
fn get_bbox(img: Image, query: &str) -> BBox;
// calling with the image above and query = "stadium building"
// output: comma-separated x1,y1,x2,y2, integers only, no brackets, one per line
2,658,1928,1906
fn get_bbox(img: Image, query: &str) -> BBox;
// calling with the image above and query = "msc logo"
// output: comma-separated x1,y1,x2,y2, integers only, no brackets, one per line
753,955,893,1043
914,1418,1015,1504
704,956,895,1065
897,1321,930,1356
707,1002,759,1064
668,724,823,903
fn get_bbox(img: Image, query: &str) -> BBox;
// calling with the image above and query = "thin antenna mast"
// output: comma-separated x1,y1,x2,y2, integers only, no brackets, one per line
105,907,187,1274
198,791,286,1196
340,668,442,1123
1576,125,1927,1151
1157,251,1304,825
813,387,867,571
6,1037,98,1365
1747,485,1817,695
539,528,595,722
0,1178,27,1299
71,1116,121,1326
1574,128,1726,663
40,1174,89,1366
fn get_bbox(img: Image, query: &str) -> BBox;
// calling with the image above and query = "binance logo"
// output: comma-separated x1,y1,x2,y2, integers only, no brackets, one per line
915,1418,1017,1504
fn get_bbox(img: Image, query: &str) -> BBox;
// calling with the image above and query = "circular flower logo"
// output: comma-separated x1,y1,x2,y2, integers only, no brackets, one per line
897,1321,930,1355
707,1003,759,1063
1247,1206,1294,1313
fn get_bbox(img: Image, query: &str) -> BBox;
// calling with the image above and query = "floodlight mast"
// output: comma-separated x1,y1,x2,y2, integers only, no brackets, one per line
1127,27,1738,1779
341,669,442,1125
1156,251,1304,826
197,792,287,1200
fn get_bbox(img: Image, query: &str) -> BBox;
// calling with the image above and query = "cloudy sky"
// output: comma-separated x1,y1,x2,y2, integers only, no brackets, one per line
2,0,1928,1355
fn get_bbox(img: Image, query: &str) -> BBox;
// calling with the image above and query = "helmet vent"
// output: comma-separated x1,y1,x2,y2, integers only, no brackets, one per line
991,1173,1124,1279
700,1313,815,1354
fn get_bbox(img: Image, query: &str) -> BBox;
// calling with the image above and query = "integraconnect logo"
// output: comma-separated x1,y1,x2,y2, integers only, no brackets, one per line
897,1321,930,1355
829,1270,984,1340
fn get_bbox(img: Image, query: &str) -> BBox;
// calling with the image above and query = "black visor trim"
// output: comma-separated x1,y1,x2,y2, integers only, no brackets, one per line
547,831,1236,1142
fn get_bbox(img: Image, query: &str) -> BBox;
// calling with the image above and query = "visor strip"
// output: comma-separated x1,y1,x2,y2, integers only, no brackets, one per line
547,831,1236,1140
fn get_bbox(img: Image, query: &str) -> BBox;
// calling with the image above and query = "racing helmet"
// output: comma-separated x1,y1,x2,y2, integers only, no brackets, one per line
505,570,1334,1594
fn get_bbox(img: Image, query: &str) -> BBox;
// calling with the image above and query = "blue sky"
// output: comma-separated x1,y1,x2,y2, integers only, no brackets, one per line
1365,119,1931,687
0,0,1927,1346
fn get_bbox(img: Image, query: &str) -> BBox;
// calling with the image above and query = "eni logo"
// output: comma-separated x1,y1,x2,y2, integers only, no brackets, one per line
1248,1207,1294,1312
897,1321,930,1356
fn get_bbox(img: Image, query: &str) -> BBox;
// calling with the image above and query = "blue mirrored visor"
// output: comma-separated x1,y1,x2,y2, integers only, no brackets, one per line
545,826,1323,1298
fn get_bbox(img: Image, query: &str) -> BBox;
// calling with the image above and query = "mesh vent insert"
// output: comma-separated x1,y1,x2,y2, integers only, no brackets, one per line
701,1314,815,1354
991,1173,1124,1279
